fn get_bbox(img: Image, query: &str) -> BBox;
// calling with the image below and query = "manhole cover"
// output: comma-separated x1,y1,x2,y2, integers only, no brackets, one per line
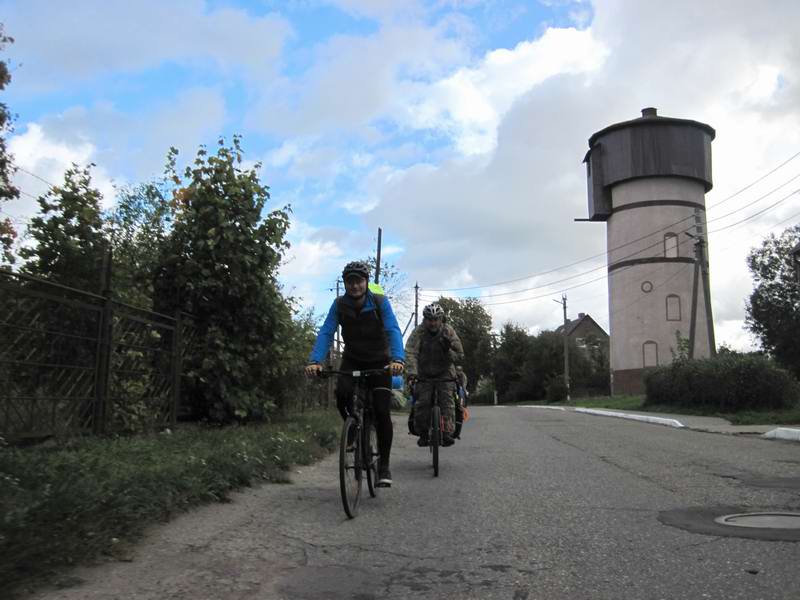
658,506,800,541
715,512,800,529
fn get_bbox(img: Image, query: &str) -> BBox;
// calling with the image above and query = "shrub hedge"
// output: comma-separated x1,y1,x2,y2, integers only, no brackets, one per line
644,354,800,411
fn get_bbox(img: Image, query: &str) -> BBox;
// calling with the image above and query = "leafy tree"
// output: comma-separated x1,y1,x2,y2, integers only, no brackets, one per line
492,322,531,399
0,26,19,264
107,180,173,308
491,324,604,402
745,225,800,378
435,296,493,391
153,137,293,420
13,165,106,429
20,165,107,291
523,330,599,400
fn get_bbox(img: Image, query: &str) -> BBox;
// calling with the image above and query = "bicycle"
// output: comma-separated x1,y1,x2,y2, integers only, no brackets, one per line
319,368,389,519
412,377,456,477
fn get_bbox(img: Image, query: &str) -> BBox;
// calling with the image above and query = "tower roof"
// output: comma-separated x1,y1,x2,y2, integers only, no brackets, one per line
588,107,715,147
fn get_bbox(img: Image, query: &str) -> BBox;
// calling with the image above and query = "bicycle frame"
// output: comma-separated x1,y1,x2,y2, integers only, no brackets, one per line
413,377,456,477
318,368,389,518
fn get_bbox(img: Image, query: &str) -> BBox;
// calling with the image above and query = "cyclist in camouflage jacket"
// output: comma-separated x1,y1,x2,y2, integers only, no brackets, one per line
405,303,464,446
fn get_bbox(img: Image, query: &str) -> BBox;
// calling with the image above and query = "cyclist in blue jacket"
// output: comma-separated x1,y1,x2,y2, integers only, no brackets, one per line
305,261,405,487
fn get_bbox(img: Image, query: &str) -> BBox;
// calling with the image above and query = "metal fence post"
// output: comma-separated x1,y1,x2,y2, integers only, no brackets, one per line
93,291,113,434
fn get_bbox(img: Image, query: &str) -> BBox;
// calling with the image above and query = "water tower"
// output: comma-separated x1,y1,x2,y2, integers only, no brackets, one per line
583,108,716,394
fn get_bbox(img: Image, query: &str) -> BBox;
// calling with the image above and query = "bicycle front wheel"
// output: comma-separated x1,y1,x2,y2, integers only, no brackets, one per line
431,404,440,477
340,417,362,518
364,416,380,498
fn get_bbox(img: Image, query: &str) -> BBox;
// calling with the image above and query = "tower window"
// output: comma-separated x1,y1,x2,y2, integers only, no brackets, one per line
643,341,658,367
666,294,681,321
664,233,678,258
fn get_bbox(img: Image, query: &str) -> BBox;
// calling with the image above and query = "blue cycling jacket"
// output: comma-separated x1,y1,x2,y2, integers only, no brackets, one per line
308,292,405,365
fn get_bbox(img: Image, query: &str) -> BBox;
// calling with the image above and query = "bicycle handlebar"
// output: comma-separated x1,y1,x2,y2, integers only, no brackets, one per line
411,377,458,384
314,367,391,379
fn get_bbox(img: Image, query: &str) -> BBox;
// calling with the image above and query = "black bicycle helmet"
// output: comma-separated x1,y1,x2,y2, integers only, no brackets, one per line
342,260,370,280
423,303,445,320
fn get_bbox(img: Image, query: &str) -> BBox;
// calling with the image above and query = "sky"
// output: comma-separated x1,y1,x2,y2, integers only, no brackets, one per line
2,0,799,350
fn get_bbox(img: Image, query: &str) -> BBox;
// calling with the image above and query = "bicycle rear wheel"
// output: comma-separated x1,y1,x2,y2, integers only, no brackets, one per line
431,404,440,477
364,416,380,498
339,417,362,518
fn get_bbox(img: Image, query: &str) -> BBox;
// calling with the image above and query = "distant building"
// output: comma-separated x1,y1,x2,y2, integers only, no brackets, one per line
554,312,609,350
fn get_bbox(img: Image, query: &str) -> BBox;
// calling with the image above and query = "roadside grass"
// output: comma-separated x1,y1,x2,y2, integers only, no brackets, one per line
0,410,340,597
538,395,800,425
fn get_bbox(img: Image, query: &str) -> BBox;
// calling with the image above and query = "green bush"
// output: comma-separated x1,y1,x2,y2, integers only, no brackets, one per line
545,378,568,403
644,355,800,411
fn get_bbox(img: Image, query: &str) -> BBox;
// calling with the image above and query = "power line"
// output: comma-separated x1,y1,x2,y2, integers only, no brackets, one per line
421,172,800,301
0,209,30,226
707,189,800,236
420,216,707,301
15,166,57,188
706,173,800,224
427,196,800,310
422,150,800,293
706,149,800,210
608,263,693,319
713,208,800,253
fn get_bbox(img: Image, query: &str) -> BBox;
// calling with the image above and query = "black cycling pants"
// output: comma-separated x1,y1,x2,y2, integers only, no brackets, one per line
335,359,393,469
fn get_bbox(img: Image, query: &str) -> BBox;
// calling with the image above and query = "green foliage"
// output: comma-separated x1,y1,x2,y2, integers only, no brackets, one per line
565,394,645,411
745,225,800,378
644,355,800,412
0,411,340,595
152,138,295,420
20,165,107,292
107,180,173,308
491,324,606,402
435,296,493,391
0,26,18,265
492,322,530,399
545,377,568,402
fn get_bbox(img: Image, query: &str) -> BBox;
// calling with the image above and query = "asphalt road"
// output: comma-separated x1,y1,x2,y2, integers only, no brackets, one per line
31,406,800,600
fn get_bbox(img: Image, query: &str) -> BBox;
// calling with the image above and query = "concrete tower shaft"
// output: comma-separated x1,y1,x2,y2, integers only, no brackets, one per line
584,108,716,394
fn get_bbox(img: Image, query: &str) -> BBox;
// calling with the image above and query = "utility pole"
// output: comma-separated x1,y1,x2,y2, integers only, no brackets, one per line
697,235,717,357
554,294,570,401
687,232,701,360
687,218,716,358
414,282,419,327
375,227,382,284
490,332,499,405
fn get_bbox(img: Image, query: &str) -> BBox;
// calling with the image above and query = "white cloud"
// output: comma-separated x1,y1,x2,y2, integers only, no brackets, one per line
323,0,424,21
354,0,800,350
2,0,292,90
14,86,228,185
7,0,800,355
8,123,119,214
247,21,470,137
398,26,608,154
381,244,404,256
